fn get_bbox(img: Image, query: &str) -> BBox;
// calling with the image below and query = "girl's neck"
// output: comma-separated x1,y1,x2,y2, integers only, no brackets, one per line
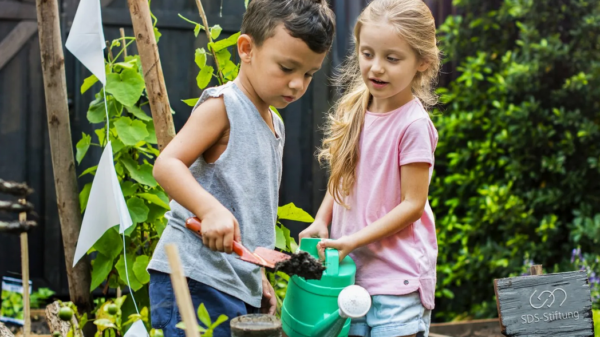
368,86,414,113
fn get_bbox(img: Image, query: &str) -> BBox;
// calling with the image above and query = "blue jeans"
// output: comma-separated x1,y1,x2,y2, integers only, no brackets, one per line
149,270,259,337
349,292,431,337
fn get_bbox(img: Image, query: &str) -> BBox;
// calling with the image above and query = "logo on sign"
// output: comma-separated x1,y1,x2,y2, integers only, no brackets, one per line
521,287,579,324
529,288,567,309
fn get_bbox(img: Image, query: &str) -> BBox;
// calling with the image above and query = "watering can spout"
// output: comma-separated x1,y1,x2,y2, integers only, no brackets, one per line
311,310,344,337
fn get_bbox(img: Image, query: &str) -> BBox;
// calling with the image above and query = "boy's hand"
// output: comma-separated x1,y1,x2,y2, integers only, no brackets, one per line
298,220,329,241
261,271,277,315
317,236,357,263
200,206,241,254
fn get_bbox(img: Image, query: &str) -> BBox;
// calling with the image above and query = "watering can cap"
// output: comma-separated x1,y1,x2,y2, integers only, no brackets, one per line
338,285,372,319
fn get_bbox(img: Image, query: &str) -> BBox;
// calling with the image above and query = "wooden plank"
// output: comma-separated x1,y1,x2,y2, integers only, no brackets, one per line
0,21,38,71
495,271,594,337
0,2,37,20
430,318,503,337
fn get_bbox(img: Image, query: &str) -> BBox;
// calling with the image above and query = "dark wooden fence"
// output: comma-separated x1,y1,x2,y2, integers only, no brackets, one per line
0,0,454,296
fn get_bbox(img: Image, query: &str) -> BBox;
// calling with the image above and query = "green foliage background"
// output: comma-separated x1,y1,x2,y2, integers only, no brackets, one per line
432,0,600,320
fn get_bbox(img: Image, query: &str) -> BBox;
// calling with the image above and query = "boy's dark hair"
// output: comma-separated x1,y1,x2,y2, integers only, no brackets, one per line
241,0,336,54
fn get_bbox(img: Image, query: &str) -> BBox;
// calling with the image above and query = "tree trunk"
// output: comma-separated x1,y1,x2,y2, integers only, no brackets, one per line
34,0,93,316
127,0,176,152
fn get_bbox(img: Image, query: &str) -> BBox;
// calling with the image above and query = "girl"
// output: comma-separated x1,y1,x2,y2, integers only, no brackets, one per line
299,1,440,336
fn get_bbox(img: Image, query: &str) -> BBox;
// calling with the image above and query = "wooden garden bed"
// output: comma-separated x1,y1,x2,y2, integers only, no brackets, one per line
430,318,503,337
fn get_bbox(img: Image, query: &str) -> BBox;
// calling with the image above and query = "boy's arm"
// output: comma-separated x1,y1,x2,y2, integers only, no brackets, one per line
153,97,241,253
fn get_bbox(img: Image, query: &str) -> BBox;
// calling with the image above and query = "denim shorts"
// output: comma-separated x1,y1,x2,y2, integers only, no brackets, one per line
149,270,259,337
349,291,431,337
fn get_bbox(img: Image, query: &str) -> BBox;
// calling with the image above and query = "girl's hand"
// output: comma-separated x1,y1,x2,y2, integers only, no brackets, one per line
299,220,329,241
317,236,357,263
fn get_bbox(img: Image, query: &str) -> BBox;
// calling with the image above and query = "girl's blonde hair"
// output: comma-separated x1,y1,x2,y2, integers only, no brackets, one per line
319,0,440,207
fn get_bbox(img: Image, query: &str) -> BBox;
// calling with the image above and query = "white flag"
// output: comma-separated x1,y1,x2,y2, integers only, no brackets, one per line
73,142,133,267
124,320,149,337
65,0,106,85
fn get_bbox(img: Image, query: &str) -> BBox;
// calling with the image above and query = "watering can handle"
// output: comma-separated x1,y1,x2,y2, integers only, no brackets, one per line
325,248,339,276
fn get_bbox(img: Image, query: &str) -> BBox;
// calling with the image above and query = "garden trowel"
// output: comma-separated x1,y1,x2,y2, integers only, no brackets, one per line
185,216,291,269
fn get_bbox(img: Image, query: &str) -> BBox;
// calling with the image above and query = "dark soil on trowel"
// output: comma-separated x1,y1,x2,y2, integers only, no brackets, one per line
274,251,326,280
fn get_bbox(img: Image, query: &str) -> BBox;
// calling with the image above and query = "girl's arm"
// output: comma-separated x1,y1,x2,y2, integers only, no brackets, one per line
298,191,334,240
153,97,241,253
318,162,430,260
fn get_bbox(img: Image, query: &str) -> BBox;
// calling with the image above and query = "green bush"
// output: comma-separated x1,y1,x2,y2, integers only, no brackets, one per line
432,0,600,320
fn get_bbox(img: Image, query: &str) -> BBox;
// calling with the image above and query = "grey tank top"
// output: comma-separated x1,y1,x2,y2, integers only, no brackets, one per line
147,81,285,307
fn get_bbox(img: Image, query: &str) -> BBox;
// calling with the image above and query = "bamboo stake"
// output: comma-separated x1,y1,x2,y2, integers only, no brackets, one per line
127,0,176,152
120,28,127,58
165,244,200,337
34,0,93,316
193,0,224,84
19,199,30,337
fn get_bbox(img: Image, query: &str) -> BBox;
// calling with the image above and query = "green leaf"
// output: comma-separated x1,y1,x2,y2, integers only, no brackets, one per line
154,27,162,43
114,117,150,146
182,98,199,107
210,314,228,329
154,216,167,237
195,48,207,69
194,24,202,38
106,69,145,107
90,253,114,291
115,253,143,291
87,93,123,124
196,66,214,89
94,318,116,329
208,32,240,52
121,155,158,186
133,255,150,285
275,226,286,250
215,49,231,66
121,181,138,197
81,74,99,94
94,226,123,260
144,121,157,144
76,133,92,164
270,106,283,123
244,0,249,8
127,197,149,223
79,182,93,213
111,137,125,155
277,203,314,222
79,165,98,178
126,105,152,121
197,303,212,328
210,25,222,40
95,128,106,146
137,192,170,209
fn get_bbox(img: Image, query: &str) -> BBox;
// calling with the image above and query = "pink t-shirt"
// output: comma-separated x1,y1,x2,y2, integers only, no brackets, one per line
330,98,438,310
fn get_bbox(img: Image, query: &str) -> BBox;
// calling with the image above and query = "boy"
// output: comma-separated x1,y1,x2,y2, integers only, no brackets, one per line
147,1,335,336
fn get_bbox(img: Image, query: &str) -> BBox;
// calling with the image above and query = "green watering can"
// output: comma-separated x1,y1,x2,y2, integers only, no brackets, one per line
281,238,372,337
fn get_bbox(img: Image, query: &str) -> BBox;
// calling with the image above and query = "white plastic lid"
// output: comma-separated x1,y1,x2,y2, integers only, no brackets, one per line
338,285,372,319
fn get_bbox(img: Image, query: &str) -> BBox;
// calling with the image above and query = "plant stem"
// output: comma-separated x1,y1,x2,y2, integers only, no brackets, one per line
194,0,225,84
111,40,137,65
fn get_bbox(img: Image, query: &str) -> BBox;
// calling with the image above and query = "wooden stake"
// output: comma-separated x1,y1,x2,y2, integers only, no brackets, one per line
34,0,93,316
120,28,127,58
165,244,200,337
19,199,30,337
529,264,543,276
193,0,224,84
127,0,176,152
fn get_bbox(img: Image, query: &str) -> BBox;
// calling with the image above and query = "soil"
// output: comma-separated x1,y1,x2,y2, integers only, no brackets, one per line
274,251,325,280
2,310,51,335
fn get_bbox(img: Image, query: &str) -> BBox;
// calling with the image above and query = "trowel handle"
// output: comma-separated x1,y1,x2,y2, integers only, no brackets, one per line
185,217,245,256
325,248,339,276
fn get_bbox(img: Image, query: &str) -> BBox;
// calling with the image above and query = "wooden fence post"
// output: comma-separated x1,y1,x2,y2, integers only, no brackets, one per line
127,0,176,152
34,0,93,316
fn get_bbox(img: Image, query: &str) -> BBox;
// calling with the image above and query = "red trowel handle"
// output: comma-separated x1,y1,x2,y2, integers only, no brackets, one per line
185,216,246,256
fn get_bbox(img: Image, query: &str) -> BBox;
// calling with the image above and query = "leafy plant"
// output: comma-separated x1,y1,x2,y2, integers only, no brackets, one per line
175,303,228,336
76,11,168,318
31,287,56,309
432,0,600,320
93,296,154,337
1,290,24,321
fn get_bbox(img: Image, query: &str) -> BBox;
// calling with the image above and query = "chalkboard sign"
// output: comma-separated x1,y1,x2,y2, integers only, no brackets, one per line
494,270,594,337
